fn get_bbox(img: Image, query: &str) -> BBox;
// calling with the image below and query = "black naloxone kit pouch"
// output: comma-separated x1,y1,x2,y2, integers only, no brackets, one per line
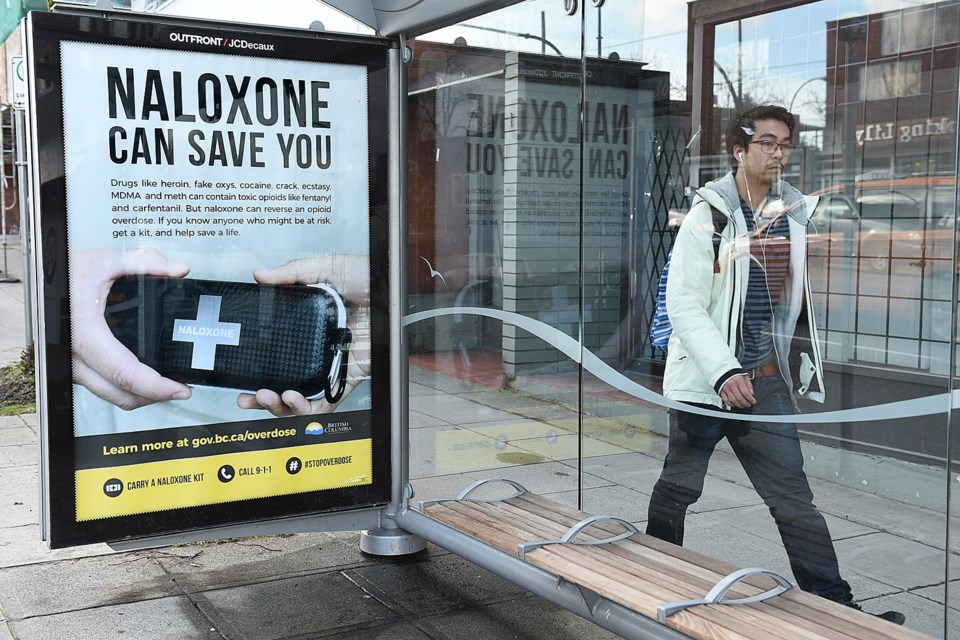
104,276,351,402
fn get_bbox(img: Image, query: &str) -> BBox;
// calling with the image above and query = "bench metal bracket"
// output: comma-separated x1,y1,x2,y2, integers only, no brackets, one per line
563,577,604,613
656,567,794,623
518,514,639,559
417,477,529,510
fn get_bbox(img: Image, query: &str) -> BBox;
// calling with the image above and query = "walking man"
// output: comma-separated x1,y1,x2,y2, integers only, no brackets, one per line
647,104,904,624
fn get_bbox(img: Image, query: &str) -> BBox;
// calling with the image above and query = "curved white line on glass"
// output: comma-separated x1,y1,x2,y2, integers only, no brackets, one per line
403,306,958,424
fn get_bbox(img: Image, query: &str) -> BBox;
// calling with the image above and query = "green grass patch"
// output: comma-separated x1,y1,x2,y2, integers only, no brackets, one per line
0,345,36,415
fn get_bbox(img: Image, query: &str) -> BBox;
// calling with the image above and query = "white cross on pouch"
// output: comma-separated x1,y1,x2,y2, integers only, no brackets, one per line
172,295,242,370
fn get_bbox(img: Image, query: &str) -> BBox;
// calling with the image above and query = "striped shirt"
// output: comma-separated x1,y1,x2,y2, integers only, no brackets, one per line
738,198,792,369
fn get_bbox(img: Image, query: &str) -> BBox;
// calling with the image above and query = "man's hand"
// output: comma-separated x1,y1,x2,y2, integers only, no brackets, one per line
720,374,756,409
70,247,192,410
237,255,371,417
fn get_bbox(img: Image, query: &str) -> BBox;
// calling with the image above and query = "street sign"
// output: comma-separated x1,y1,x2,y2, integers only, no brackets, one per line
10,56,25,108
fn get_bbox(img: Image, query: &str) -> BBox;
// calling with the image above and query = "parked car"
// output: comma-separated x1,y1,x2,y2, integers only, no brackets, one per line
808,176,957,272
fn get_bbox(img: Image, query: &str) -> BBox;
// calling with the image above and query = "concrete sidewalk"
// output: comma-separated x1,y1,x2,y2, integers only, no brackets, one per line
0,412,620,640
0,237,955,639
2,390,957,639
0,237,28,368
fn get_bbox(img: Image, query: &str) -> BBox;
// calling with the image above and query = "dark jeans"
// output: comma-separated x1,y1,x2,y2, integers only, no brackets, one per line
646,377,853,603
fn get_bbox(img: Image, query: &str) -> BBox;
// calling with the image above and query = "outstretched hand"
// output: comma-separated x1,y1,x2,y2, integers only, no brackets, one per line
237,255,371,417
71,247,192,410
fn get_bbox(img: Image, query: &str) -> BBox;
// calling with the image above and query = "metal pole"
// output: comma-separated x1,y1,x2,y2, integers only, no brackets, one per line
14,105,33,345
359,41,426,556
541,11,545,55
0,106,9,280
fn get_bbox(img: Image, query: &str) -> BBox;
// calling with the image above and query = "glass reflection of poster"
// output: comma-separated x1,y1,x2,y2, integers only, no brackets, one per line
28,11,391,548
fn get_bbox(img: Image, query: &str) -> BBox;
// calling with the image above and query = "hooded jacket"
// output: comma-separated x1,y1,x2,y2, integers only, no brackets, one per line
661,171,826,409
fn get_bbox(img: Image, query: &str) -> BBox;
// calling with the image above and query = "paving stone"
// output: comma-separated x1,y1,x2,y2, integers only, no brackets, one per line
579,451,665,492
510,404,584,424
0,427,35,446
6,596,220,640
465,389,560,411
156,532,434,593
549,483,652,525
411,394,520,424
0,416,27,431
418,595,621,640
683,513,795,579
408,369,490,395
836,531,960,591
408,382,443,398
410,460,603,504
344,553,526,617
810,476,960,553
503,431,632,461
701,502,876,544
408,409,451,429
0,524,115,569
0,443,35,469
686,474,767,514
857,590,951,640
0,465,38,528
329,621,435,639
0,553,178,618
912,579,959,610
194,571,399,640
682,514,899,603
410,424,545,477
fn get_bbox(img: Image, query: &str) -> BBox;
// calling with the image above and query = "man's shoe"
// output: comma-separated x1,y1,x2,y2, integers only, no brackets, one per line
844,602,906,625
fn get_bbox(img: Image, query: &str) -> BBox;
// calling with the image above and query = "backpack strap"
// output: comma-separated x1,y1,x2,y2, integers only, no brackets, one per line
711,206,729,271
650,203,730,350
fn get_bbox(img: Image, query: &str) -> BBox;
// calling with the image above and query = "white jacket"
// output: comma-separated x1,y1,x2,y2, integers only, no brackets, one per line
661,172,825,409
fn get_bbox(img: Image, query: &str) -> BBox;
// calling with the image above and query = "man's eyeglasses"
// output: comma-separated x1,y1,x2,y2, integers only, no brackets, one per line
748,140,797,155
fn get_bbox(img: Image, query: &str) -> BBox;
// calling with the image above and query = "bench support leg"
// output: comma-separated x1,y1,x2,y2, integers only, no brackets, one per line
361,484,427,556
360,522,427,556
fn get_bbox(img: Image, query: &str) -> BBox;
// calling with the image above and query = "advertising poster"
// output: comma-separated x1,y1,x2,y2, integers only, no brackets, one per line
28,11,392,547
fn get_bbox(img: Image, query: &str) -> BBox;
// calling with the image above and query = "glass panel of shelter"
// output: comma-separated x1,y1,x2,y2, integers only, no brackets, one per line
408,1,585,504
408,0,956,637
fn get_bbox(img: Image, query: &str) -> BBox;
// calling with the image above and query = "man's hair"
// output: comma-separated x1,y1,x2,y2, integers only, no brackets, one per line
725,105,795,166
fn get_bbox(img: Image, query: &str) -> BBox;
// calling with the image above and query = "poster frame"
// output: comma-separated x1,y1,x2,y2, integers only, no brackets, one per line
26,8,395,549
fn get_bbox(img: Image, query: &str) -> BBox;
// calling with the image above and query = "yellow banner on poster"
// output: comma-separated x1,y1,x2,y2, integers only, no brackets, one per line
76,439,372,521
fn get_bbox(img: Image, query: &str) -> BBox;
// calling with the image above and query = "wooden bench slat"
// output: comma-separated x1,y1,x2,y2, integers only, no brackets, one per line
480,501,884,640
433,501,829,640
533,545,831,640
492,498,748,592
509,493,921,640
517,522,856,640
457,501,729,603
424,494,932,640
514,494,753,581
528,548,773,640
